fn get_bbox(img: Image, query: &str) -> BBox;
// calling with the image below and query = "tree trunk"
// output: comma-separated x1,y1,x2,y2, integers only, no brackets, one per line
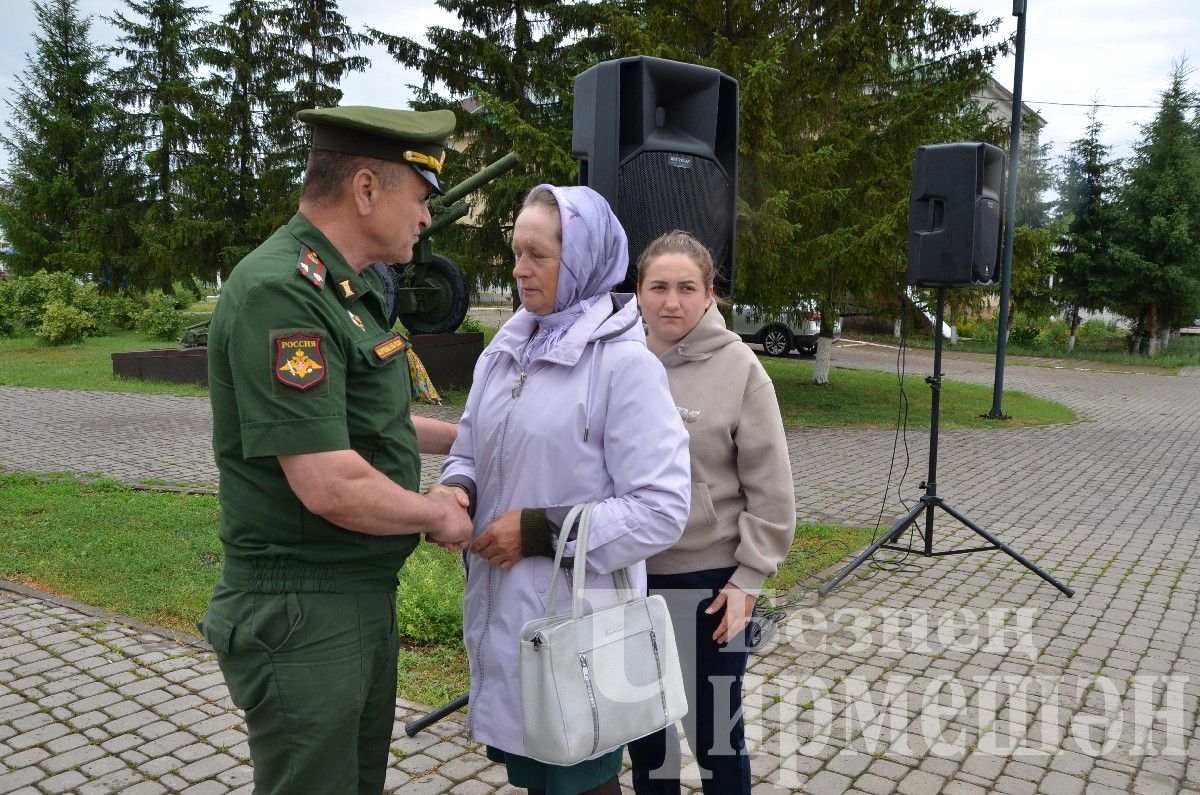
1067,309,1079,354
1160,329,1170,351
1130,306,1148,354
812,334,832,385
950,324,959,345
1147,301,1160,356
893,316,902,338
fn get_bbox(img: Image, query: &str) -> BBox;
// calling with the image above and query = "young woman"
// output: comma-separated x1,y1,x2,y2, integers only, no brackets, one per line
434,186,691,795
628,231,796,795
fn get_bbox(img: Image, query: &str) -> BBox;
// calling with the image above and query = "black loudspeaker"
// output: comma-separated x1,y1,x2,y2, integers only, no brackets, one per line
907,142,1005,288
573,56,738,296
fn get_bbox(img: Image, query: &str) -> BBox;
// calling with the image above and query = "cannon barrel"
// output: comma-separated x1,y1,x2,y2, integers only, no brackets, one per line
428,151,521,214
419,201,471,240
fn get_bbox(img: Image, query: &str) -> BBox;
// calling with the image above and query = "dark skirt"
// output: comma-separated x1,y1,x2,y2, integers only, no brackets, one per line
486,745,623,794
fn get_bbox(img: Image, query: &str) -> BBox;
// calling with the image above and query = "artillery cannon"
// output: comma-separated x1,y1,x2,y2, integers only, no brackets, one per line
379,151,521,334
177,152,520,348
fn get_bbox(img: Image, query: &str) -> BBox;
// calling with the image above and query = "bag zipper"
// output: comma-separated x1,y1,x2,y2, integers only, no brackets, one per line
649,628,669,719
579,653,600,755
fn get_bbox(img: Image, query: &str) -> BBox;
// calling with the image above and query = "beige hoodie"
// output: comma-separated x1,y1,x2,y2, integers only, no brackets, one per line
646,302,797,592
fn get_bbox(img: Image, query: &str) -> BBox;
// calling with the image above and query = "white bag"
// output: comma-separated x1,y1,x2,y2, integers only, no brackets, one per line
519,503,688,766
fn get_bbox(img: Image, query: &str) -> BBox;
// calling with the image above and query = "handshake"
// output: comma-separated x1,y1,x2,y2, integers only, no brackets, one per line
422,486,526,570
424,484,473,551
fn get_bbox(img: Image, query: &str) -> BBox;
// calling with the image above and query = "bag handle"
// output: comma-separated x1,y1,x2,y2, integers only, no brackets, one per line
544,503,584,617
544,502,639,619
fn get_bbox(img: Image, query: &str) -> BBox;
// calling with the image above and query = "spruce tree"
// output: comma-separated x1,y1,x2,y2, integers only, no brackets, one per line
1112,62,1200,354
1007,114,1059,327
1053,104,1121,352
610,0,1003,383
196,0,293,268
374,0,611,291
0,0,111,276
106,0,215,290
270,0,370,191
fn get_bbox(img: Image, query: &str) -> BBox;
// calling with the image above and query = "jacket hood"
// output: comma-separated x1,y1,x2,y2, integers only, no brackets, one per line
657,302,741,367
488,292,644,368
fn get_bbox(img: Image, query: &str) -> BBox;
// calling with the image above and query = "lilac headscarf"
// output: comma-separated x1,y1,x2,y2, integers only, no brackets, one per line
535,185,628,311
518,185,629,370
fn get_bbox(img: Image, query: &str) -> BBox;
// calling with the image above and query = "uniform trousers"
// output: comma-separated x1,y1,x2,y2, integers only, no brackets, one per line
627,567,752,795
201,581,399,795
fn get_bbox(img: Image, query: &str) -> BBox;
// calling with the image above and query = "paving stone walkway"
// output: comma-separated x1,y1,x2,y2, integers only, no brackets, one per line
1,339,1199,793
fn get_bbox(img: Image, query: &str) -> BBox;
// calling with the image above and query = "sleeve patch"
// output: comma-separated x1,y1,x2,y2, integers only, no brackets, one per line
274,332,327,390
372,335,408,361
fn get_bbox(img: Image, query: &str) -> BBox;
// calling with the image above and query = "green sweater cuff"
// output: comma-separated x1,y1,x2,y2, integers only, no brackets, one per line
520,509,556,558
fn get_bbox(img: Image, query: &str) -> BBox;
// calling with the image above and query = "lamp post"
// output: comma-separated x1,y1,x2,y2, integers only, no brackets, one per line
988,0,1027,419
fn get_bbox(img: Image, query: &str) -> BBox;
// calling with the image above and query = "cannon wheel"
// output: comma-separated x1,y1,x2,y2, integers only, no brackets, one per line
399,254,470,335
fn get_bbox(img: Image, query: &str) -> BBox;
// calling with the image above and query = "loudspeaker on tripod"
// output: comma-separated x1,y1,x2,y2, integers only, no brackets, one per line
573,56,738,296
907,142,1005,288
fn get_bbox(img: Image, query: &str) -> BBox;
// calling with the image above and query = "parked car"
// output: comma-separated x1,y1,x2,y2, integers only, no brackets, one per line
730,303,841,356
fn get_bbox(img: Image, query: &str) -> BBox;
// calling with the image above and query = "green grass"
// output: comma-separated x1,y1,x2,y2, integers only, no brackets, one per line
0,471,222,628
852,331,1200,372
769,522,879,593
761,357,1077,429
0,324,495,406
184,299,218,315
0,470,877,706
0,331,209,396
0,470,467,704
1,327,1075,430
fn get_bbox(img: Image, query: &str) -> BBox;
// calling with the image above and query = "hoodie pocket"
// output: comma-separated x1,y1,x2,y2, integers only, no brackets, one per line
684,482,718,535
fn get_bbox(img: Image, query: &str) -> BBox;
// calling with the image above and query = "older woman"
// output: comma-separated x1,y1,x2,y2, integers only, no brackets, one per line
434,185,691,794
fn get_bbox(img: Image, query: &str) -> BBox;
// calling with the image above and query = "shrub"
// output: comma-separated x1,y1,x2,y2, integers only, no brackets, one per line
169,278,203,310
37,300,97,345
6,270,81,330
101,292,145,331
136,292,185,339
1008,325,1040,346
0,280,19,337
972,319,999,346
1077,318,1126,352
1038,320,1070,349
72,283,108,336
457,315,485,334
394,545,464,645
956,320,977,338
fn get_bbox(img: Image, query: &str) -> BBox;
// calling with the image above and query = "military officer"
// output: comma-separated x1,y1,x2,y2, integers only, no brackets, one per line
200,105,472,794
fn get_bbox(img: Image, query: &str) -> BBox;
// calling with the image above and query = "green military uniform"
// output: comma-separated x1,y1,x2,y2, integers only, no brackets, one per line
199,106,455,795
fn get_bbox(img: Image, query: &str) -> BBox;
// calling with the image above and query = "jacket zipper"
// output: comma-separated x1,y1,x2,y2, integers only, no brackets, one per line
469,367,527,737
579,653,600,755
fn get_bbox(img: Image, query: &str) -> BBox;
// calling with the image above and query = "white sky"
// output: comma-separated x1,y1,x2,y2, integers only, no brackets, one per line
0,0,1196,177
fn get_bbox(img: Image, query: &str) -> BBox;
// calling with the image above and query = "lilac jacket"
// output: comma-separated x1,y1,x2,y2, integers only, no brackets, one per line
440,293,691,755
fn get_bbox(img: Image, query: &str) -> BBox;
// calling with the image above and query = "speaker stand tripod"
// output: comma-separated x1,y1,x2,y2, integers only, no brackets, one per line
819,288,1073,599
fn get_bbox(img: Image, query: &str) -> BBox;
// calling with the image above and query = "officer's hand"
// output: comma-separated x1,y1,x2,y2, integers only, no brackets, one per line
426,483,470,511
472,510,522,569
425,490,472,551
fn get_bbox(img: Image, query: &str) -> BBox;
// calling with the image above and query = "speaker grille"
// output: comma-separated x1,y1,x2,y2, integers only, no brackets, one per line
616,151,732,288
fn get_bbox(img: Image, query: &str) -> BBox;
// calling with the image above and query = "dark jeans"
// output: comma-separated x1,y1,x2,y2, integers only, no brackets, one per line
627,567,752,795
